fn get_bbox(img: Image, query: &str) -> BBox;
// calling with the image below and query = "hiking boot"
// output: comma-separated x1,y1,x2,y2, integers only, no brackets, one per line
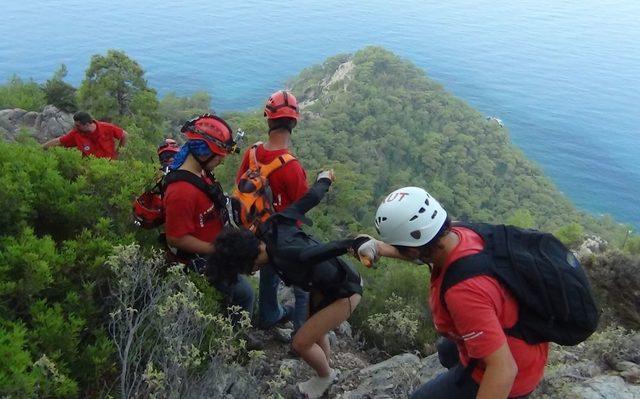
245,331,265,350
273,327,293,343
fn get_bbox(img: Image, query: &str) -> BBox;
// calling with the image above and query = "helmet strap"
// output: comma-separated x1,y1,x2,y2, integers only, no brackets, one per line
268,126,293,134
267,118,297,133
187,146,218,171
197,153,218,170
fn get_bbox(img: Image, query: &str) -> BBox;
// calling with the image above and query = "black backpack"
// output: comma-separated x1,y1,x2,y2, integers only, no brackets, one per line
441,223,599,346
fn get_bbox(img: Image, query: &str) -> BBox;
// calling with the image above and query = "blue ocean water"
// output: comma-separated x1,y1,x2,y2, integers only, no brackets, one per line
1,0,638,228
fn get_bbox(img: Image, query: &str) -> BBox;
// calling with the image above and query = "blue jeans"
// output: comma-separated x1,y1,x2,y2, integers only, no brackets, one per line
258,263,309,332
411,338,478,399
411,338,529,399
212,275,255,324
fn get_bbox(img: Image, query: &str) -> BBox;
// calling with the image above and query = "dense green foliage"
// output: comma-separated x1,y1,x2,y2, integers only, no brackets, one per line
285,47,630,244
0,140,158,396
0,75,47,111
159,91,213,135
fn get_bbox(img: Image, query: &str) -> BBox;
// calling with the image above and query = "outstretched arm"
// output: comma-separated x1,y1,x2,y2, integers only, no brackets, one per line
42,137,62,149
283,170,334,218
296,239,355,264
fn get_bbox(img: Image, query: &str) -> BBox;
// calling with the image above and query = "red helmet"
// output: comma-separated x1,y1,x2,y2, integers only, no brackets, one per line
264,90,299,121
181,114,235,156
157,138,179,156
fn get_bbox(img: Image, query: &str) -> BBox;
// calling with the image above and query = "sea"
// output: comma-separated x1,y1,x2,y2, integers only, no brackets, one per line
1,0,638,228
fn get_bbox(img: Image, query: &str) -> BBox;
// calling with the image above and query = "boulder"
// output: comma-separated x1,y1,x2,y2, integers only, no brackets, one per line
570,375,640,399
576,236,608,259
338,353,436,398
0,105,73,142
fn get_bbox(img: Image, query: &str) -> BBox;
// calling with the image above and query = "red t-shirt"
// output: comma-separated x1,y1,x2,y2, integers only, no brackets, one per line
163,178,224,245
58,121,124,159
429,226,549,397
236,143,308,211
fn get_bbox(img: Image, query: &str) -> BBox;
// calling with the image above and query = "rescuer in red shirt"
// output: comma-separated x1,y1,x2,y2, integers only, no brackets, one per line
359,187,549,399
42,111,127,159
236,90,309,335
164,114,254,317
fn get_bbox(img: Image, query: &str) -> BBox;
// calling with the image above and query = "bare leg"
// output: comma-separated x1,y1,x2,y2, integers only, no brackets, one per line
292,293,361,377
318,333,331,364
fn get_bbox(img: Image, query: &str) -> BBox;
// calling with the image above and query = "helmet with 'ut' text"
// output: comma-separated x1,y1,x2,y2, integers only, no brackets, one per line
375,187,448,247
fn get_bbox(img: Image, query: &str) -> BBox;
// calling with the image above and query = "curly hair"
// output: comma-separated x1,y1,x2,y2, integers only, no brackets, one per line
206,226,261,283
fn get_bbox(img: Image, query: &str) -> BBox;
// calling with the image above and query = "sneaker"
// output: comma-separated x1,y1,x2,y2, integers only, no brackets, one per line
298,369,339,399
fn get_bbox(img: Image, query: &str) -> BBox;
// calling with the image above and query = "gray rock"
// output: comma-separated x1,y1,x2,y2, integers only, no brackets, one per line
0,105,73,142
328,330,338,347
417,353,446,382
576,236,608,259
337,321,353,338
22,111,38,126
339,353,425,398
615,361,640,384
570,375,640,399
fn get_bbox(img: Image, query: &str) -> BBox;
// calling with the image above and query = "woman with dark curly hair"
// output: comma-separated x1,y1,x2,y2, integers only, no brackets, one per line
206,170,368,399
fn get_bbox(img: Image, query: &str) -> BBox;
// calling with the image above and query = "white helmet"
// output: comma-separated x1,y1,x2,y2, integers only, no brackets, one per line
375,187,448,247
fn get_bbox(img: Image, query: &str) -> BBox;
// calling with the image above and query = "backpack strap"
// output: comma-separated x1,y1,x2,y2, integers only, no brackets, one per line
246,142,297,177
164,170,227,216
440,253,494,311
441,223,530,342
248,142,262,170
260,153,296,177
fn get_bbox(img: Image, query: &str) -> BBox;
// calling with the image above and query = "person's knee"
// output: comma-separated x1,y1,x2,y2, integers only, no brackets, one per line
291,331,313,354
231,278,255,311
436,336,459,369
239,280,255,300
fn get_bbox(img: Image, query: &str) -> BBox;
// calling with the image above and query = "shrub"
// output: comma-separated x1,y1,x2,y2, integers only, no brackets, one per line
107,245,259,398
0,323,35,397
0,140,158,395
582,250,640,330
0,75,46,111
364,294,420,353
352,260,436,354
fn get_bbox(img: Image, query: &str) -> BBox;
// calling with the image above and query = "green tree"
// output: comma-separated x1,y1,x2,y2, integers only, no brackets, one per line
41,65,77,112
506,208,536,228
555,222,585,248
159,91,212,134
625,234,640,255
77,49,158,122
77,50,162,160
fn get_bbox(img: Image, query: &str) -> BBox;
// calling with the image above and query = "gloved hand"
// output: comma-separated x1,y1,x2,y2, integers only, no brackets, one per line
351,234,379,268
316,169,335,182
